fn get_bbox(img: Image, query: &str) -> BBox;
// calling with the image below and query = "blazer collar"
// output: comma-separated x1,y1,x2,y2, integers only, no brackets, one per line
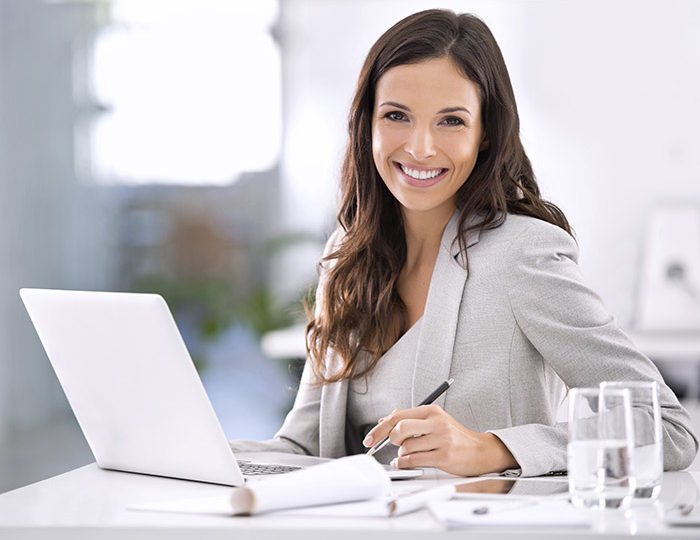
411,210,473,409
442,209,482,268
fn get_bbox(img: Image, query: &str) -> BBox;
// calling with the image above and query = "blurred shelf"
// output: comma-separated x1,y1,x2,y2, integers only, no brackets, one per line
626,330,700,358
261,323,307,360
626,329,700,400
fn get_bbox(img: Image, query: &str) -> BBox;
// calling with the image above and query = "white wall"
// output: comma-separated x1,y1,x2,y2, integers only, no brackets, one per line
277,0,700,326
516,0,700,326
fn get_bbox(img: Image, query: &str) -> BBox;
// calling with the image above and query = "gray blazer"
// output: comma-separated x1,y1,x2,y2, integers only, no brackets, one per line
230,212,699,476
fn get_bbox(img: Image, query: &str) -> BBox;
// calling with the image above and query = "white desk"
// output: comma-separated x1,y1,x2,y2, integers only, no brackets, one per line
0,464,699,539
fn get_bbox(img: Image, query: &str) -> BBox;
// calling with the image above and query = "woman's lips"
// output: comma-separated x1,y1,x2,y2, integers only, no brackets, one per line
394,162,448,188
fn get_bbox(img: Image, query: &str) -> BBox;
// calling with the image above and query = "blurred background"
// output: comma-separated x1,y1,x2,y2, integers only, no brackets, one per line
1,0,700,493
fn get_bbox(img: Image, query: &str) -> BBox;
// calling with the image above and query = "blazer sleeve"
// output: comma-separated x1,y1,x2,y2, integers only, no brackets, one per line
227,357,322,455
229,227,342,456
488,220,699,477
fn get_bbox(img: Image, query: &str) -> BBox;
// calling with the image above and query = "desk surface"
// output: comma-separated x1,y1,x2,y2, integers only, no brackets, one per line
0,464,699,540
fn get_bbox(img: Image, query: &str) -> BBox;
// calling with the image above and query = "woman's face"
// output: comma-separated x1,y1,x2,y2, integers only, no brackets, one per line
371,57,485,219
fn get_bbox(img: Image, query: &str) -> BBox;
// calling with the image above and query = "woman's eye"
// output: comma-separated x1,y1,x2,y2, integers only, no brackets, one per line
385,111,407,122
442,116,465,126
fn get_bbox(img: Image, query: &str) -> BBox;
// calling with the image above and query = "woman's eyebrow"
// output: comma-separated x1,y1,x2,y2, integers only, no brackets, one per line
378,101,410,111
378,102,472,117
438,106,472,117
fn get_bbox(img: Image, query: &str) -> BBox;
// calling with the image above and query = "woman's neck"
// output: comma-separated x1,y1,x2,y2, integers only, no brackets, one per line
401,205,454,270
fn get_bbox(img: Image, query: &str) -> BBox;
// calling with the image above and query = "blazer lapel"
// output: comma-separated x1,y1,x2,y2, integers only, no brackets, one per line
411,211,480,408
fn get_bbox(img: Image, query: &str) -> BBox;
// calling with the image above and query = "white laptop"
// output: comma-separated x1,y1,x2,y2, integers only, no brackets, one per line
19,288,421,485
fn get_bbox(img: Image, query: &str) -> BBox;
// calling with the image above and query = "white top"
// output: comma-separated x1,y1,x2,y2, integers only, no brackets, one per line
346,318,422,462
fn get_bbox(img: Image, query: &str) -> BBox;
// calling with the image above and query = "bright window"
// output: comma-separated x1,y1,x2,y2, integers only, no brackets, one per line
89,0,280,185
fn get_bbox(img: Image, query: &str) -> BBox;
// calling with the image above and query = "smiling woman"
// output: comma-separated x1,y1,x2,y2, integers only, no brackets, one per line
228,9,698,479
369,57,487,333
371,57,485,220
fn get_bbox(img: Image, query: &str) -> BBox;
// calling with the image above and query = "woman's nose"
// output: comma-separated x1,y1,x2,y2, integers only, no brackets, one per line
404,125,436,161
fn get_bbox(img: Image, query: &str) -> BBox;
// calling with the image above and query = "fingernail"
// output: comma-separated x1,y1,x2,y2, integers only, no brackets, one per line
390,458,399,469
363,435,374,447
378,417,385,423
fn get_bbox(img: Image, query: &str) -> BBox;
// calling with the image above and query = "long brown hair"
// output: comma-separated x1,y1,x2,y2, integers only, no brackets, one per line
305,9,572,384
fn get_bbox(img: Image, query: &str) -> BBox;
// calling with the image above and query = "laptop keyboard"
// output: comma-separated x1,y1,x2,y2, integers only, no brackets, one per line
236,460,302,476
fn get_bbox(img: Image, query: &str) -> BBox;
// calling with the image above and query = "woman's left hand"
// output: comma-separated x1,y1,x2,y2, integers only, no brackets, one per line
362,404,518,476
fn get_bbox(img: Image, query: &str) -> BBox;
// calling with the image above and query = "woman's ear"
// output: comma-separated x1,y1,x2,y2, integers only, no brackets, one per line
479,133,489,152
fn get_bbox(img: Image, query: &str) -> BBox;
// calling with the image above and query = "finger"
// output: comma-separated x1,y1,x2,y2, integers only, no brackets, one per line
363,410,399,447
394,448,443,469
363,405,440,447
397,431,442,456
388,418,434,446
363,407,424,447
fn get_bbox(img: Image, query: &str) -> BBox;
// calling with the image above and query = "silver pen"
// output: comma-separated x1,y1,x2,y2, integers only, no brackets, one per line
366,378,454,457
472,501,537,515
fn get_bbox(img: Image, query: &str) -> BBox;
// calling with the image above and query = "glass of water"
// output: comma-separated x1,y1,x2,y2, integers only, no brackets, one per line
567,387,636,509
601,381,663,499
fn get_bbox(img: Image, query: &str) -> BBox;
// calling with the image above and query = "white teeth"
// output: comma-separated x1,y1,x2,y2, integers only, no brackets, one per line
400,164,443,180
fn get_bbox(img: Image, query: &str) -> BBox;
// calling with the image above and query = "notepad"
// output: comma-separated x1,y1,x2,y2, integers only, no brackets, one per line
428,500,590,528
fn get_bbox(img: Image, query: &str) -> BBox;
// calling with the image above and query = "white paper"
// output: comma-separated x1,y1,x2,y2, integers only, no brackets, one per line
275,484,456,517
665,504,700,526
128,454,391,516
274,498,394,517
246,454,390,514
428,500,591,528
